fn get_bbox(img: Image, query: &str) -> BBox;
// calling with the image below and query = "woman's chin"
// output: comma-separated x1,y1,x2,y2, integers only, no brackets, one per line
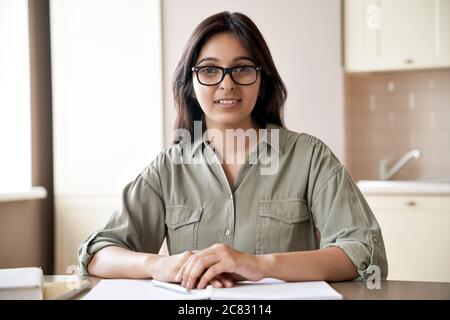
207,114,252,127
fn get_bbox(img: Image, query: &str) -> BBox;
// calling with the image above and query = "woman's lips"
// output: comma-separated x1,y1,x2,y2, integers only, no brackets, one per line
214,99,242,109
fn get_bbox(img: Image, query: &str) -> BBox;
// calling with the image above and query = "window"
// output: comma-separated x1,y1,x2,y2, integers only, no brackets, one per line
0,0,32,193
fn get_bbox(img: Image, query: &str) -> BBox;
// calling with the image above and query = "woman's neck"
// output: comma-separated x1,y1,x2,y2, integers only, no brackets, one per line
204,117,261,164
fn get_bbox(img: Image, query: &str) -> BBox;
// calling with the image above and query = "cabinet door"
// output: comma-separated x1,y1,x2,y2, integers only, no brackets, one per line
366,196,450,282
344,0,381,72
344,0,450,71
380,0,440,70
437,0,450,66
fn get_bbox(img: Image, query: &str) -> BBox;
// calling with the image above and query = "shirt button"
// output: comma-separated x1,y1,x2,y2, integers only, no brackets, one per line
229,194,233,199
225,230,230,236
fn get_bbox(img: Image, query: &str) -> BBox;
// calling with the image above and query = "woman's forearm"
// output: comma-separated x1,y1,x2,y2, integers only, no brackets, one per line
87,246,160,279
258,247,358,282
88,245,358,282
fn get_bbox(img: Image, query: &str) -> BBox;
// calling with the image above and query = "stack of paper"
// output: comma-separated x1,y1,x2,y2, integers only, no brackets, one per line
83,278,342,300
0,267,44,300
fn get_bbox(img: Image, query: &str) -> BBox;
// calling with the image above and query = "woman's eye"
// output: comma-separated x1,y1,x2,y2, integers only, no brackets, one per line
200,67,218,74
234,66,251,73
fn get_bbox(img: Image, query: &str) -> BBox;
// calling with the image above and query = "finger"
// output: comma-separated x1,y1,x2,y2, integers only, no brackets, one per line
197,264,226,289
185,254,219,290
175,251,194,282
209,278,223,288
215,273,234,288
180,254,197,287
175,262,187,283
180,245,227,287
180,249,214,287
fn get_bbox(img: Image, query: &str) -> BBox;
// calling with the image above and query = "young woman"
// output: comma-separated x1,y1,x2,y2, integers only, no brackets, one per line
78,12,387,290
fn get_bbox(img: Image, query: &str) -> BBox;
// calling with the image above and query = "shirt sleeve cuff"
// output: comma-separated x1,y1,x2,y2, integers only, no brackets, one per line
323,240,386,281
77,232,126,276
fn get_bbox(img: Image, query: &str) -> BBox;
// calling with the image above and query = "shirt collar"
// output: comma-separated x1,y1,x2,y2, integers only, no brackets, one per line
261,123,283,154
189,123,284,157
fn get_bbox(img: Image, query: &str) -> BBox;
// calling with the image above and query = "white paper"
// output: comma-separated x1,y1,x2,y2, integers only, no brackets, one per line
82,278,342,300
82,279,208,300
208,278,343,300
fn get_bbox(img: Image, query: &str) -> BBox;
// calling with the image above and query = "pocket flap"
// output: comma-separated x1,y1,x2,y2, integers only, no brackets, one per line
165,206,203,229
259,199,309,224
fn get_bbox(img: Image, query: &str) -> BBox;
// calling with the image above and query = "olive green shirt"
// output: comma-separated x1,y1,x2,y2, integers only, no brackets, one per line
78,124,388,279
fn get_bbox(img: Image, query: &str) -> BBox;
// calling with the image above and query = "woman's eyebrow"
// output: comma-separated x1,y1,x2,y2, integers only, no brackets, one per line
233,56,256,63
196,56,256,65
196,57,219,65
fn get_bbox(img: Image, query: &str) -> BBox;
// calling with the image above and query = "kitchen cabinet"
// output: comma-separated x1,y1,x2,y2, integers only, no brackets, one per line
344,0,450,72
364,195,450,282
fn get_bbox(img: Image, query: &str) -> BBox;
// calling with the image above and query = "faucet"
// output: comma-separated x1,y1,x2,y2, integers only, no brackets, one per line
379,149,421,180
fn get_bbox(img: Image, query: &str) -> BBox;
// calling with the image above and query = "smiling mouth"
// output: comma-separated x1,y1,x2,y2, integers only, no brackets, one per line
214,99,242,108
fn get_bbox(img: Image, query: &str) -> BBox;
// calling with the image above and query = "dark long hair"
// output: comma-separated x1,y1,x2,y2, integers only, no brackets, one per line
172,11,287,141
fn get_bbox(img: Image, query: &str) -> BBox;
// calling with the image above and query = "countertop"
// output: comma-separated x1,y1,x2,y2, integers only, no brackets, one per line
357,180,450,195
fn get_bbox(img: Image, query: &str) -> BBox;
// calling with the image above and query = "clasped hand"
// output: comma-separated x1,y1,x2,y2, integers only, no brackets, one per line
151,243,266,290
177,243,266,290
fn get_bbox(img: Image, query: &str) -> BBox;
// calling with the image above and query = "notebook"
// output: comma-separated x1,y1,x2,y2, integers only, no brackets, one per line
0,267,44,300
82,278,343,300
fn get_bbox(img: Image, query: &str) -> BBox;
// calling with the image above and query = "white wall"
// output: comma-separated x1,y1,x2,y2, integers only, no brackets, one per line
162,0,345,162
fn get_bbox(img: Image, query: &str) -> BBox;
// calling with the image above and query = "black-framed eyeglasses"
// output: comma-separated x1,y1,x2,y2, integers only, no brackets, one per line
191,65,262,86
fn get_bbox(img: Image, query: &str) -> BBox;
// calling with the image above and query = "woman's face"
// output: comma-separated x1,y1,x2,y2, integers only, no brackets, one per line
192,32,261,128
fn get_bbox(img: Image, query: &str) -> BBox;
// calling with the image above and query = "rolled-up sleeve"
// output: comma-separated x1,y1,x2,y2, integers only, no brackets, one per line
307,138,388,280
77,165,166,276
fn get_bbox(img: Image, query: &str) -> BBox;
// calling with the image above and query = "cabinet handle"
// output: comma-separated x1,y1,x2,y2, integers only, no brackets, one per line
405,58,414,64
405,200,416,207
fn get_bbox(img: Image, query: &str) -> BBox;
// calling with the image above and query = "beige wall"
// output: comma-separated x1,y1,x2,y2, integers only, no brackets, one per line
161,0,345,162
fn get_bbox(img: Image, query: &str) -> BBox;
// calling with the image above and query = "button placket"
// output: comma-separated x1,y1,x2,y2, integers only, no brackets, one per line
226,195,234,243
205,143,236,245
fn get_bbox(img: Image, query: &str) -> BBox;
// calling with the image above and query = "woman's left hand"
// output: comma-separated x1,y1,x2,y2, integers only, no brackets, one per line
175,243,268,290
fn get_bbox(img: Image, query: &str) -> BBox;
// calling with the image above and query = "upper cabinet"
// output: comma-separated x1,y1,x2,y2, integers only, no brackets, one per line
344,0,450,72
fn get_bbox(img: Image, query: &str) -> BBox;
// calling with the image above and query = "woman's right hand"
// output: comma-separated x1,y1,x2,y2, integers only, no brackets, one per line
147,251,234,288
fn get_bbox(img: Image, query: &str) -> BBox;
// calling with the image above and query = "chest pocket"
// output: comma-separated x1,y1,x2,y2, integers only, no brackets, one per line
165,205,203,254
256,198,311,254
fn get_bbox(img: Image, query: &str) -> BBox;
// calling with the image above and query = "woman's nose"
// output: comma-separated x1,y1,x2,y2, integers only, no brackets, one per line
219,73,236,90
